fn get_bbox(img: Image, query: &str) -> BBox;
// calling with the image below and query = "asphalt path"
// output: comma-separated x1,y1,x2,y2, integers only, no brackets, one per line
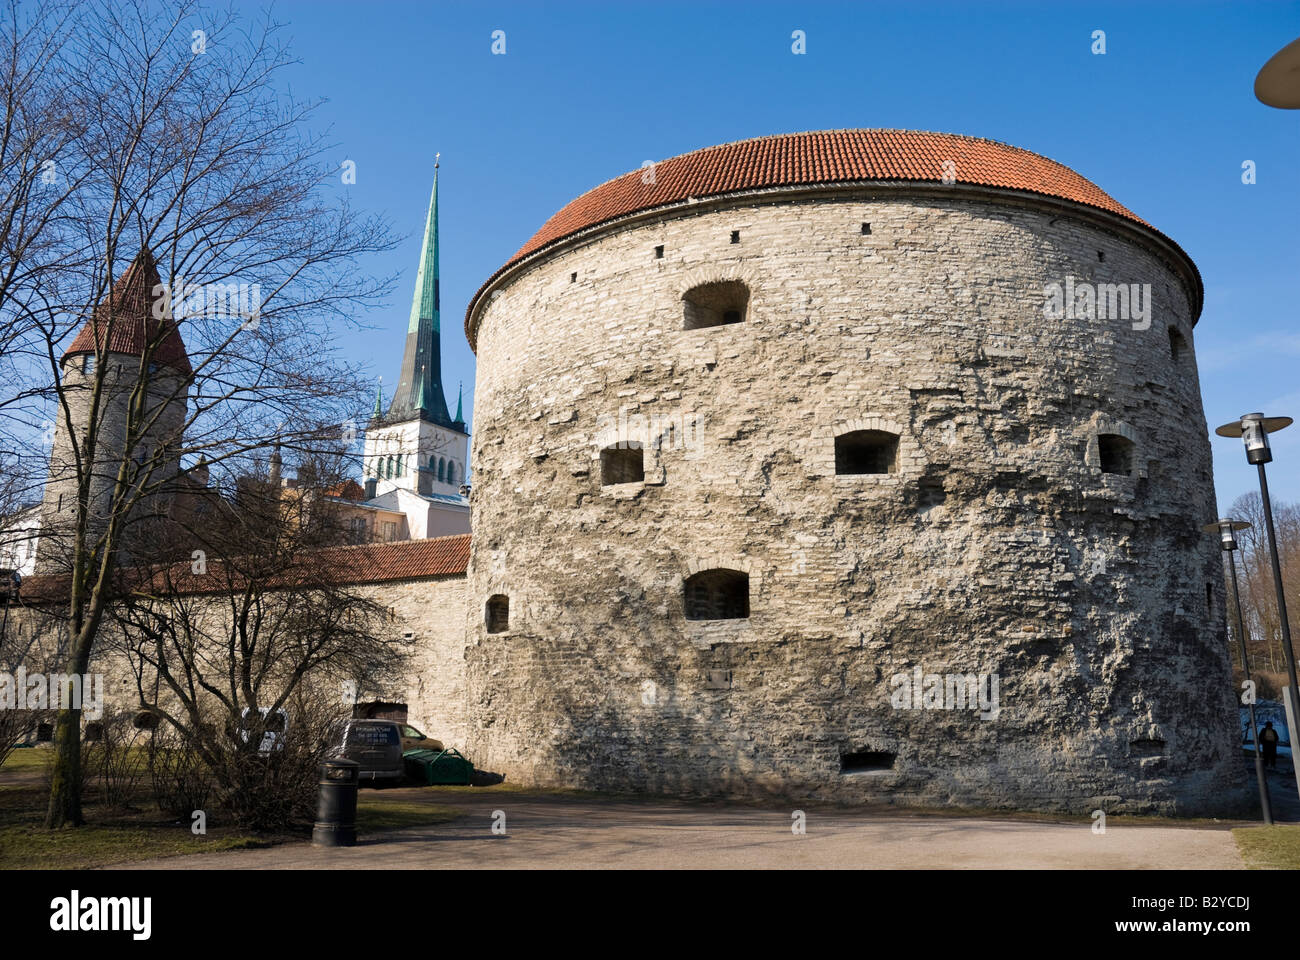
120,788,1248,870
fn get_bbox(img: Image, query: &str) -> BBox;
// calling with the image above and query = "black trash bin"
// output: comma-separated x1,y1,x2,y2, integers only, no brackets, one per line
312,758,359,847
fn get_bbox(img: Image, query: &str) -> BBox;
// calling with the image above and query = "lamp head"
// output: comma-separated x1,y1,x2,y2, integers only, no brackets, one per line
1242,413,1272,464
1215,413,1293,465
1202,518,1251,551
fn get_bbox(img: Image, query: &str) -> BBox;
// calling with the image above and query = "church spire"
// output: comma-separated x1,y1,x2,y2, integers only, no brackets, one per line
371,378,383,419
387,156,454,426
454,381,464,425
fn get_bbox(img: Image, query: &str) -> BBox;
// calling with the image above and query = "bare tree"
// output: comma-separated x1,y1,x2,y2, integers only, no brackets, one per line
1226,490,1299,686
106,456,402,829
2,0,397,827
0,571,62,769
0,0,94,545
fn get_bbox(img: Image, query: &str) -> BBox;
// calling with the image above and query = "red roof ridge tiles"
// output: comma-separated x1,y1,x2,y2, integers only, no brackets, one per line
63,248,192,376
466,129,1201,346
17,533,471,603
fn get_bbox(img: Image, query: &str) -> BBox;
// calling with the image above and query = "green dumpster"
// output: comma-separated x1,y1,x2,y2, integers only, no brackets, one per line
403,747,475,786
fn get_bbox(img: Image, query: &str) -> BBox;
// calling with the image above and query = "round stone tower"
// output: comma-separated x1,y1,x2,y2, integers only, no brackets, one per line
462,130,1244,815
36,249,190,572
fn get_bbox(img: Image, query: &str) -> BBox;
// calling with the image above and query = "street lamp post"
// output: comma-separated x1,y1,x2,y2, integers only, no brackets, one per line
1215,413,1300,798
1205,519,1272,824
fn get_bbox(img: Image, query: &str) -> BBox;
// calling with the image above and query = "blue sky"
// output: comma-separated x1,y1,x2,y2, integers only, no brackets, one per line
282,0,1300,509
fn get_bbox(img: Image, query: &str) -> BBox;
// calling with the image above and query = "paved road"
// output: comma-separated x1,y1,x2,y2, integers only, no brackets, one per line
121,789,1247,870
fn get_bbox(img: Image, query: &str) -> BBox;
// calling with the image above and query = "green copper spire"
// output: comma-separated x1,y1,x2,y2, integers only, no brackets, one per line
454,381,464,425
372,378,383,419
407,162,440,336
388,155,453,426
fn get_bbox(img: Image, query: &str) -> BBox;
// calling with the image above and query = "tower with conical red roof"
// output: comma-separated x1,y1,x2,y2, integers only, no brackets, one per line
36,249,191,571
361,159,469,537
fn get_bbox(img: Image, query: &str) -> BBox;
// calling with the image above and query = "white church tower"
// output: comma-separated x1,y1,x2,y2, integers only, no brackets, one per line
361,159,470,539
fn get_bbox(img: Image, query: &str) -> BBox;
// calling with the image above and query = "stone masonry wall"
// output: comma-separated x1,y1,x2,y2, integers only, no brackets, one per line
465,188,1247,815
367,576,471,747
8,574,473,752
36,352,186,573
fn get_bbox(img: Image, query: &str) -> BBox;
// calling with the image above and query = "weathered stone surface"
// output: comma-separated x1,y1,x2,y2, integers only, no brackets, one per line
36,351,186,572
462,188,1247,815
370,576,471,744
9,574,468,750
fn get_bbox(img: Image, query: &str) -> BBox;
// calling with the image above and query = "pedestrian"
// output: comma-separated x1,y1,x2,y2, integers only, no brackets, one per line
1260,721,1279,770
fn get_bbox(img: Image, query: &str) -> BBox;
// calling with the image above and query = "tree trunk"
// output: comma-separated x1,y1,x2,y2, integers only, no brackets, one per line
43,704,83,828
43,598,99,827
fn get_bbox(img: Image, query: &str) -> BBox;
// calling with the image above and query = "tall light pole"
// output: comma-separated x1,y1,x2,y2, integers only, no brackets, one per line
1215,413,1299,798
1253,39,1300,790
1205,519,1272,824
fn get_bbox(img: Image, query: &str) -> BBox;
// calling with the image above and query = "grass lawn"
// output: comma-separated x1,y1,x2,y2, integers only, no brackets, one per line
1232,824,1300,869
0,748,470,868
355,799,463,831
0,823,269,870
398,781,599,799
0,746,279,869
1,747,52,772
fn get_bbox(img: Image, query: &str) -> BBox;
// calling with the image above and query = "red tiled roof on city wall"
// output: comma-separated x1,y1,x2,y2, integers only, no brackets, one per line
17,534,471,604
467,129,1200,345
63,249,192,375
309,534,470,586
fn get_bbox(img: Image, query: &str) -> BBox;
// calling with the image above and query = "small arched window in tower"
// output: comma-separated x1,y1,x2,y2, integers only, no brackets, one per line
684,569,749,620
448,462,458,485
384,457,392,479
1098,433,1134,476
396,454,404,477
436,458,445,482
835,430,899,475
1169,327,1187,363
601,443,644,485
486,594,509,633
682,280,749,330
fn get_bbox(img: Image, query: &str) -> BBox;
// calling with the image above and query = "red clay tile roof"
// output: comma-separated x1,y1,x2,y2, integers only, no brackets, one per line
64,249,192,375
466,129,1200,346
18,534,470,603
324,479,367,501
302,534,470,586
